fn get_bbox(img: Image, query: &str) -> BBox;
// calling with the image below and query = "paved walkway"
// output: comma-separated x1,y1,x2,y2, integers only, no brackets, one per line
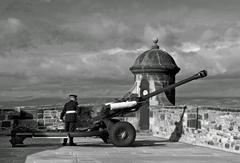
0,136,61,163
0,136,240,163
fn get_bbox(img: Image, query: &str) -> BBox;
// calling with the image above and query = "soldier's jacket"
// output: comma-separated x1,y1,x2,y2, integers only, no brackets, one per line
60,100,78,122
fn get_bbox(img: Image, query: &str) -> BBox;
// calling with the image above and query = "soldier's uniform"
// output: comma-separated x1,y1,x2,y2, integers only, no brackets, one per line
60,95,78,145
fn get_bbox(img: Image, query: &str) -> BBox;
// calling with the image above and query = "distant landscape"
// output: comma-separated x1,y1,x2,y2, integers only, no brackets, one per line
176,97,240,109
1,96,240,109
0,97,115,108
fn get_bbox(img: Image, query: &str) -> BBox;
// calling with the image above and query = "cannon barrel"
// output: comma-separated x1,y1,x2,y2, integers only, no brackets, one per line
140,70,207,101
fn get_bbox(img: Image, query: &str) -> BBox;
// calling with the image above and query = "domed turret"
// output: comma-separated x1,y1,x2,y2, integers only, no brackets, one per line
128,39,180,130
130,39,180,74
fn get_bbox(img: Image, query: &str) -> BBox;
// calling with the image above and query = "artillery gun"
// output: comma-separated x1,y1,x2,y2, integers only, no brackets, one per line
10,70,207,147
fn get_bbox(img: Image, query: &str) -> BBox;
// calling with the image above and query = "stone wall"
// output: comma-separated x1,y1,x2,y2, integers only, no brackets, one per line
0,107,65,134
152,105,240,153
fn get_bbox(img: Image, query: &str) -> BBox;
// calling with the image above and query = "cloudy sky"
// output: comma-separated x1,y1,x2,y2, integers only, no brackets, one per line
0,0,240,101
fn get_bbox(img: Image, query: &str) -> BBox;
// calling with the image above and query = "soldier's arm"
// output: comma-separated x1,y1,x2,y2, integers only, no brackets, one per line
75,102,79,110
75,102,81,115
77,106,81,115
60,104,66,120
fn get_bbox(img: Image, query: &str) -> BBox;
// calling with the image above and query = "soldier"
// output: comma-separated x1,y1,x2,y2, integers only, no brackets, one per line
60,94,78,146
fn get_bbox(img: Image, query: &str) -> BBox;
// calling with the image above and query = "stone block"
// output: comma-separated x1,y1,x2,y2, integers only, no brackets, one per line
37,109,44,114
235,145,239,150
58,123,64,130
46,126,57,130
43,113,52,119
31,112,38,119
236,140,240,145
37,113,43,119
204,113,209,120
188,114,196,119
38,126,46,130
225,143,230,149
37,119,44,126
187,120,201,129
214,124,222,130
233,136,240,140
198,114,203,120
160,114,165,121
233,125,239,132
208,140,214,145
1,120,12,128
44,119,55,126
0,114,5,121
43,110,52,114
18,120,38,129
187,119,196,128
210,120,216,124
229,125,234,131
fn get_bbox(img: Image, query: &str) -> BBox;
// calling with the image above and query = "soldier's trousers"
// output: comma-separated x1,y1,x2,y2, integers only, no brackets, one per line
63,122,76,144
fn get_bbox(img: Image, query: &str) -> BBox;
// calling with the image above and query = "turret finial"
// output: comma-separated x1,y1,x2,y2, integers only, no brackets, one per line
153,38,158,44
151,38,159,49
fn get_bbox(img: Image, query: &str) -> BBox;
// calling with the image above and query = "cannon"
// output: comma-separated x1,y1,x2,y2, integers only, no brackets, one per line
10,70,207,147
97,70,207,118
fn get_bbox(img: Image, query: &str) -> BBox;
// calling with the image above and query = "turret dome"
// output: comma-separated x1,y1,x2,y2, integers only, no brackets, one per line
130,39,180,74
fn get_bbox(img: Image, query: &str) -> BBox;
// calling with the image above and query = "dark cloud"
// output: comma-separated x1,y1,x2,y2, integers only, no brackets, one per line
0,0,240,100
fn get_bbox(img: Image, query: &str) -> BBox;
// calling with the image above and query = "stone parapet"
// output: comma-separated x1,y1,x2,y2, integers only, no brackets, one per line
152,105,240,153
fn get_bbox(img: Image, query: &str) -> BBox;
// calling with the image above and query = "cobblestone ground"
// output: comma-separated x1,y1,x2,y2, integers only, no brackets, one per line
0,135,240,163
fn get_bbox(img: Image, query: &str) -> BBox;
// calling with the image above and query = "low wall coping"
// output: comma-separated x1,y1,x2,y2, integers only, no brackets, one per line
151,105,240,112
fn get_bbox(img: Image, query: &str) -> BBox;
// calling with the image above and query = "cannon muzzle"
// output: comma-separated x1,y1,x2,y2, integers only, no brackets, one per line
140,70,208,101
194,70,207,79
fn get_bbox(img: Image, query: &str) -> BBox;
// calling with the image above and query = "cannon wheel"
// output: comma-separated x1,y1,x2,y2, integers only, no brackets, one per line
9,136,25,147
110,122,136,147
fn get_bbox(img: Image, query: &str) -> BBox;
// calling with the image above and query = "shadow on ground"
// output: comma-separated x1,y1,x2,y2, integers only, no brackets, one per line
134,139,169,147
67,139,168,148
11,143,62,148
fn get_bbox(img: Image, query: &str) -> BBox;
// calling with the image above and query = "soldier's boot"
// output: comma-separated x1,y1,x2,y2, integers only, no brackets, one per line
62,138,68,146
69,137,77,146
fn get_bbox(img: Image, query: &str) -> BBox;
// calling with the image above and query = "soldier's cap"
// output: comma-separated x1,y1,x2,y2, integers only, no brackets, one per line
69,94,77,98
